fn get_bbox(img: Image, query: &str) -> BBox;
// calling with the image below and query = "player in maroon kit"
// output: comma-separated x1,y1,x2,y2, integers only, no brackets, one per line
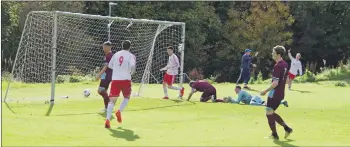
187,80,223,102
95,41,113,112
260,45,293,140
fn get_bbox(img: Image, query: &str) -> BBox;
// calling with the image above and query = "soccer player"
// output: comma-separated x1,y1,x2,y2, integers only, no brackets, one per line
187,80,223,102
260,45,293,140
222,86,288,107
105,40,136,128
287,49,303,90
160,46,184,99
236,49,259,89
95,41,113,111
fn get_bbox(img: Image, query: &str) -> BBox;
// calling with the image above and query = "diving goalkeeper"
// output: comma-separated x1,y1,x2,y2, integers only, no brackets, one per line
223,86,289,107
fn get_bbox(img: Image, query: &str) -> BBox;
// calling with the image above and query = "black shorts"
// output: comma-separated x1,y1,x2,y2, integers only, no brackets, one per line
266,96,283,111
200,87,217,102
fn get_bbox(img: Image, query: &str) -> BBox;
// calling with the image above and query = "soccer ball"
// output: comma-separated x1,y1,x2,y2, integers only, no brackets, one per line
83,89,90,97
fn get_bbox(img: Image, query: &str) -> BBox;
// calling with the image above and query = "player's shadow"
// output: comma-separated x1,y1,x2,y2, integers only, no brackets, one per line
290,89,311,93
127,100,195,112
108,127,140,141
245,87,260,93
273,139,297,147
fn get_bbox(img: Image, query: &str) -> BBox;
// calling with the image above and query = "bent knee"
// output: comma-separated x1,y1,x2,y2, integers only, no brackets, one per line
265,107,274,115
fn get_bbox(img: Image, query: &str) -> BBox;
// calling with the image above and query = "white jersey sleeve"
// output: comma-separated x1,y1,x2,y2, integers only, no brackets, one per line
109,50,136,80
165,54,180,75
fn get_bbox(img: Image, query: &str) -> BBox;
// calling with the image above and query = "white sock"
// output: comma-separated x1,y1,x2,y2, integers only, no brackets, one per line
163,86,168,97
169,86,182,90
106,102,115,120
119,98,129,112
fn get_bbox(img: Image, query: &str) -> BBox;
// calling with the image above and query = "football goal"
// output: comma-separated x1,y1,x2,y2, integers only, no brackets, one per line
3,11,186,104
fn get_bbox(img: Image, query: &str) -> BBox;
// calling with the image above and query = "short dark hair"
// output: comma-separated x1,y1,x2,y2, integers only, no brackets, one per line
235,86,241,89
273,45,286,56
167,46,174,50
122,40,131,50
103,41,112,46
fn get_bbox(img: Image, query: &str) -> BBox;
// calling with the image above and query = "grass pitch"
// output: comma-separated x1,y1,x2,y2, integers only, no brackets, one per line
2,82,350,146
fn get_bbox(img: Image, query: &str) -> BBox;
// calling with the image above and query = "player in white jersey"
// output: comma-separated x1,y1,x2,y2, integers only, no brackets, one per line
287,49,303,90
105,40,136,128
160,46,184,99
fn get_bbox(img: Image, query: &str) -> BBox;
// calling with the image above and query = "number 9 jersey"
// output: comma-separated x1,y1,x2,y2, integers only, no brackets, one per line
108,50,136,80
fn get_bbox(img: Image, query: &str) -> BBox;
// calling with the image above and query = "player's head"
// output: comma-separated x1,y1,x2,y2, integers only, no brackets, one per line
245,49,252,55
189,81,195,87
296,53,301,60
102,41,112,53
235,86,241,94
272,45,286,61
167,46,174,56
122,40,132,50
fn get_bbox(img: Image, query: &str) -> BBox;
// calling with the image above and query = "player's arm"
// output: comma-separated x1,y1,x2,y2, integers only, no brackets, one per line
129,55,136,75
108,54,116,69
288,49,294,60
96,66,108,79
230,92,243,104
187,88,197,101
261,65,285,95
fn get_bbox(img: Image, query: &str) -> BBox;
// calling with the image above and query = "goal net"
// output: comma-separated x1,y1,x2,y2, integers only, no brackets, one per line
3,11,185,103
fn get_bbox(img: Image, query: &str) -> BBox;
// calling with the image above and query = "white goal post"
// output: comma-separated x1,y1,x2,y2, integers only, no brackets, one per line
3,11,186,104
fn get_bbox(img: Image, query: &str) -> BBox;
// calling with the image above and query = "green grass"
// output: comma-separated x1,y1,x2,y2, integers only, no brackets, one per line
2,82,350,146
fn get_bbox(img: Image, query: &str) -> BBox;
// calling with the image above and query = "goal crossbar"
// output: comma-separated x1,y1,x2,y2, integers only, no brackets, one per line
3,11,186,104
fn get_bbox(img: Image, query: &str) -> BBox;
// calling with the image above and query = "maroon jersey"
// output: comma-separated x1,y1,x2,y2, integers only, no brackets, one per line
272,60,289,98
104,52,114,80
192,81,214,92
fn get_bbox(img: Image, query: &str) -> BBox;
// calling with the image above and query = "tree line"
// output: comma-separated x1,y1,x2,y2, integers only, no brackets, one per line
2,1,350,82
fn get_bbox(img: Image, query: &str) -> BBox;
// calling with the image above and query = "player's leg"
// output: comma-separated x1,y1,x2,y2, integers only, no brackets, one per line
272,99,293,139
166,74,185,98
199,91,212,102
243,69,250,88
97,79,110,111
162,73,169,99
287,72,295,90
265,97,280,139
105,80,121,128
115,80,132,123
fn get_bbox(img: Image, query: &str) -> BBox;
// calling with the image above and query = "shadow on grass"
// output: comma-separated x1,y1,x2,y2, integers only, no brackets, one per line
290,89,311,93
108,127,140,141
273,139,297,147
244,87,260,93
3,102,16,114
45,103,54,116
128,100,196,112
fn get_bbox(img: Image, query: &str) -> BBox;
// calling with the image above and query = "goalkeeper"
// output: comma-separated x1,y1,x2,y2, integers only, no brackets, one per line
223,86,289,107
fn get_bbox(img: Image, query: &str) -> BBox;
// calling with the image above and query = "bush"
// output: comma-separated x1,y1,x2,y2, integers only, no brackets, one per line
294,69,316,83
335,81,347,87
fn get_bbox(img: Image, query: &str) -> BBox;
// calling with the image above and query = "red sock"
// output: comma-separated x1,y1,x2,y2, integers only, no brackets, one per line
215,99,224,102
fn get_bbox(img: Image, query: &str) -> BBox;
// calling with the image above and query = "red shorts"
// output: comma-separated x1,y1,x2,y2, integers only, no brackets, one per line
163,73,176,86
288,72,296,80
109,80,132,98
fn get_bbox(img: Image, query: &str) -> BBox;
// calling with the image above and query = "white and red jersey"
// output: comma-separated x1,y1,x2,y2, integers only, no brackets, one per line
288,53,302,75
165,53,180,75
108,50,136,80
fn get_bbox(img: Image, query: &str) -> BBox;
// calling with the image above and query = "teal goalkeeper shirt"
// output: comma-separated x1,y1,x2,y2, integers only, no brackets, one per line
236,90,252,104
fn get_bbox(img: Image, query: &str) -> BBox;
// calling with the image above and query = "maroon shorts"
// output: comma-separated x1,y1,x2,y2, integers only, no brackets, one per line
200,87,217,102
109,80,132,98
99,79,111,90
266,96,283,111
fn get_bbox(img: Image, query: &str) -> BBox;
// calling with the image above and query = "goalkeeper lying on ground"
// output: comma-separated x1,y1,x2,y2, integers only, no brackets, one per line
222,86,289,107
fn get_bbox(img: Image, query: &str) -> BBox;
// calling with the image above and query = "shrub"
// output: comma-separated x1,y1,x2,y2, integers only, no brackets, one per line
335,81,347,87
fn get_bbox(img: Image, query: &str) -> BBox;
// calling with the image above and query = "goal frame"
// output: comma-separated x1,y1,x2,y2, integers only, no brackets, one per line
3,11,186,104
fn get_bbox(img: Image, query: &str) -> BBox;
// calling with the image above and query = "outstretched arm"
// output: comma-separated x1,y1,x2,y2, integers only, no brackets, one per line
288,49,294,60
187,88,197,101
